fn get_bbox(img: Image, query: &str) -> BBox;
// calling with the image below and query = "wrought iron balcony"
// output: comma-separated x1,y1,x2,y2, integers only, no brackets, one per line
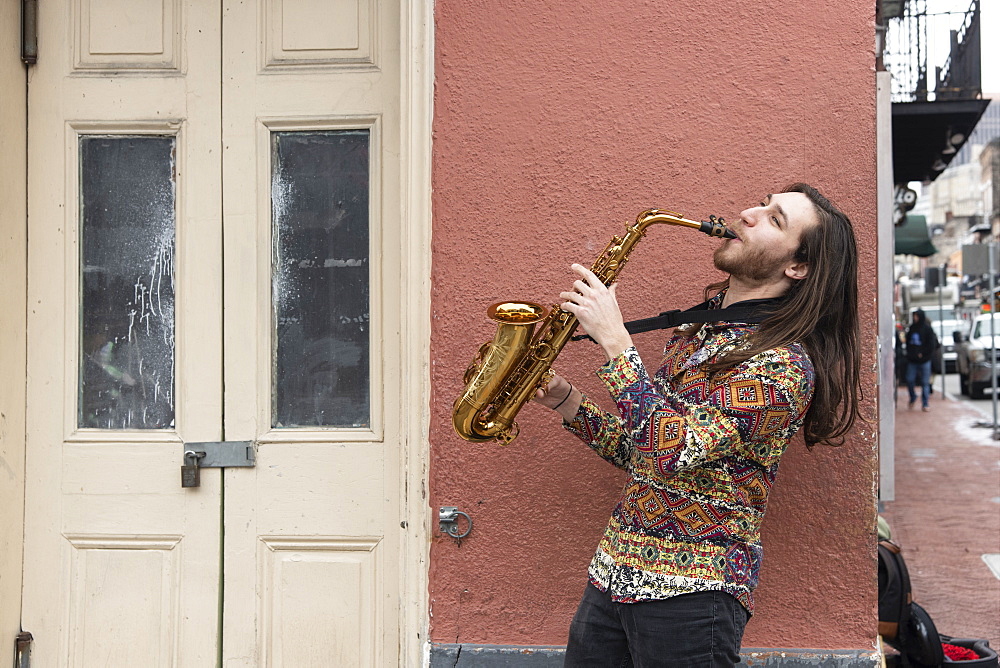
883,0,982,103
881,0,989,183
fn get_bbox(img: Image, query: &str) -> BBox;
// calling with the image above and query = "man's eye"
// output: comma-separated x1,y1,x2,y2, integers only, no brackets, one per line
771,216,780,225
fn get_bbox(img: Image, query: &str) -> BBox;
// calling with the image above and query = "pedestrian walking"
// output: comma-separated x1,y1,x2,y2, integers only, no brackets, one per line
905,309,938,411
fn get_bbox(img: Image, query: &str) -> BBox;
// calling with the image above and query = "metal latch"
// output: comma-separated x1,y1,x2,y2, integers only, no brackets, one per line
182,441,256,468
179,441,256,488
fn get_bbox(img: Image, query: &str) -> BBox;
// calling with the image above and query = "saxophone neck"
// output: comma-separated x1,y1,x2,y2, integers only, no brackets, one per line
635,208,701,231
635,208,736,239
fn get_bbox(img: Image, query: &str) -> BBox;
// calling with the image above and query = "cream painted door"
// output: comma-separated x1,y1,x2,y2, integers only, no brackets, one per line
219,1,403,666
23,1,407,666
23,0,224,665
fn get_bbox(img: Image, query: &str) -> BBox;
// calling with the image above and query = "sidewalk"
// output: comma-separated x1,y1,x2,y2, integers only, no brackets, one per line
880,390,1000,646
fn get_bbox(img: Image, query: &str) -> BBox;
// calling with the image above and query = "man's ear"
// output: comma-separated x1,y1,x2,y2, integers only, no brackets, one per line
784,261,810,281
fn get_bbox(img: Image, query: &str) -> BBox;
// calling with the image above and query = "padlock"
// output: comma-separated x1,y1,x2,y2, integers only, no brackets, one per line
181,450,204,488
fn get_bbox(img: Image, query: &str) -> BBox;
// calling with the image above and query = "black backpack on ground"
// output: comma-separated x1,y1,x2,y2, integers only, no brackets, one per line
879,538,945,667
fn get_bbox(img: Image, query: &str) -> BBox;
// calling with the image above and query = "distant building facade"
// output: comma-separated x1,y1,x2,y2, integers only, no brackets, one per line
908,97,1000,274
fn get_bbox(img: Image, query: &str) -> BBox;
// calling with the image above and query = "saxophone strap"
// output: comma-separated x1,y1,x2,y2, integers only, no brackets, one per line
571,297,782,343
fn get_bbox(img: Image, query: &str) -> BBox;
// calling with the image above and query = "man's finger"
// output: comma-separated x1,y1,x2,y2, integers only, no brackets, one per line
571,263,600,286
560,290,582,304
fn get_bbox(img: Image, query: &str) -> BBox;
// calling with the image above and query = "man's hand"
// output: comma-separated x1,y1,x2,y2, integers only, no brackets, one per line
533,373,581,422
560,263,633,361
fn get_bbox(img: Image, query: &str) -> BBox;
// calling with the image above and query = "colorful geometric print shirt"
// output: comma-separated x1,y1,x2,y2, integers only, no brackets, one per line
564,298,814,613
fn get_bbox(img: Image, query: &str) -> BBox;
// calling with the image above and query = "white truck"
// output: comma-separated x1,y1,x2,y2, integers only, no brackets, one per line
955,313,1000,398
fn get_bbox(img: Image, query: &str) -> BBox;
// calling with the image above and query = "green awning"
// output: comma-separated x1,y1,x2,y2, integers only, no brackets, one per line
895,214,938,257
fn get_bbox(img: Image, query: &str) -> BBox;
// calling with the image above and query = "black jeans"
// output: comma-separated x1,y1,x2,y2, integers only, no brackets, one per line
564,583,749,668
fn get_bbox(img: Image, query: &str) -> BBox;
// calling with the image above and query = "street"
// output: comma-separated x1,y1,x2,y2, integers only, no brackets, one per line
886,379,1000,649
908,371,1000,434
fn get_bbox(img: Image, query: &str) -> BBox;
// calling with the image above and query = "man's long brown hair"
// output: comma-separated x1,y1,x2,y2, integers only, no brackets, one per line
698,183,862,448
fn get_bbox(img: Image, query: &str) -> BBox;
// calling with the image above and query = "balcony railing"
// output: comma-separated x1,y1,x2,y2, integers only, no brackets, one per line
884,0,981,103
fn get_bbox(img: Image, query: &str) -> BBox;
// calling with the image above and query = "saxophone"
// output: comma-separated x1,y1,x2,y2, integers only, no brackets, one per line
452,208,735,444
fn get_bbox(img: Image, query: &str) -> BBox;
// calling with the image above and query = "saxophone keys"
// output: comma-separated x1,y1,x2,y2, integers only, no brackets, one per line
533,341,555,360
496,423,519,446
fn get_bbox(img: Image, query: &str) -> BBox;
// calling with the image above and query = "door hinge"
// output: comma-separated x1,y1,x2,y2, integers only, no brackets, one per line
21,0,38,64
15,631,32,668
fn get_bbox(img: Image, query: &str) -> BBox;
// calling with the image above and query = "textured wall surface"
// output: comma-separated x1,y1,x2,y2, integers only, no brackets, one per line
430,0,878,651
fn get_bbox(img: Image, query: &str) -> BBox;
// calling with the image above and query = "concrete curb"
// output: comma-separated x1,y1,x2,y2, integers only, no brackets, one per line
429,643,880,667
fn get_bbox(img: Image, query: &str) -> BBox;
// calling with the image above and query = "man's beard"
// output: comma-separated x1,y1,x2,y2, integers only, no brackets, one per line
713,240,794,282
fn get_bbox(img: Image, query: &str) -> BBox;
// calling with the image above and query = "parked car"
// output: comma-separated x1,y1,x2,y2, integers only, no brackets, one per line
955,313,1000,398
933,318,965,373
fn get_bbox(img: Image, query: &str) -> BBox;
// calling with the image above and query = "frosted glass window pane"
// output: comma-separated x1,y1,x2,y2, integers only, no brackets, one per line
79,136,176,430
272,131,370,428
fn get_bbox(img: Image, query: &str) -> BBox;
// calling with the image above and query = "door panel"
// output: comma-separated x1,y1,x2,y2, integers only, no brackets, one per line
24,1,222,665
220,1,402,664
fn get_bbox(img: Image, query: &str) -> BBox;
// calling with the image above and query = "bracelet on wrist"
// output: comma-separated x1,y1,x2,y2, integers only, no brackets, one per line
553,384,574,410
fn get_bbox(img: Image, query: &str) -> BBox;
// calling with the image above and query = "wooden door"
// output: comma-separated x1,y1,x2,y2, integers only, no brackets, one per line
219,0,404,665
23,0,223,664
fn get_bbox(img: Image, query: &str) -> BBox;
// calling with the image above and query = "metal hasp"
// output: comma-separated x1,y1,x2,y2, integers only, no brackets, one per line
438,507,473,546
182,441,256,468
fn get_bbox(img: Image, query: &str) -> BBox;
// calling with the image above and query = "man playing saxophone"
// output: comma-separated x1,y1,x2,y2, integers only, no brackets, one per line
534,183,861,667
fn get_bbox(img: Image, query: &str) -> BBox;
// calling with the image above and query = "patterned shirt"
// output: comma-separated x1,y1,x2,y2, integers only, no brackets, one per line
565,295,814,613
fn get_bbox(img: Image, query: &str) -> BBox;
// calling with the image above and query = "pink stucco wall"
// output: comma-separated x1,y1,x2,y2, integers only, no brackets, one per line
430,0,878,651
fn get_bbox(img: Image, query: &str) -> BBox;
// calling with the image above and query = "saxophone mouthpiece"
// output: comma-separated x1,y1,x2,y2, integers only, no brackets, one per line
701,215,737,239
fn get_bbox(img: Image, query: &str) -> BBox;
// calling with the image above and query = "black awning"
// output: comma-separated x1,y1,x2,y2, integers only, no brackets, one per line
891,98,991,183
895,214,938,257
